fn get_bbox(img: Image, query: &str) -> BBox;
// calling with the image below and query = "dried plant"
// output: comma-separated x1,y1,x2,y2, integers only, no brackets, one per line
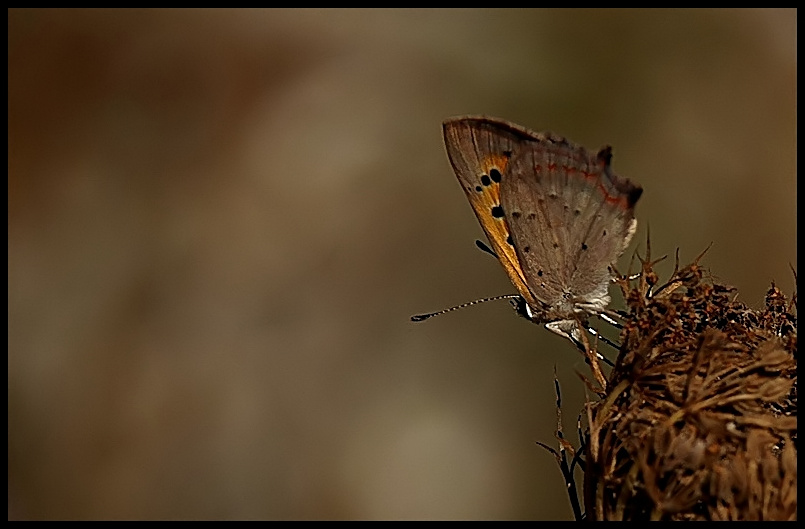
542,241,797,520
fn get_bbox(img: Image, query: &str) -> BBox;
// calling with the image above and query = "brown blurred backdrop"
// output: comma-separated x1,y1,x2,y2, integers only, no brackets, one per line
8,8,796,520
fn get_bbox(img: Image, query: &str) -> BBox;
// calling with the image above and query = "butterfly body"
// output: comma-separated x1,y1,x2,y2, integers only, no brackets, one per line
442,116,642,342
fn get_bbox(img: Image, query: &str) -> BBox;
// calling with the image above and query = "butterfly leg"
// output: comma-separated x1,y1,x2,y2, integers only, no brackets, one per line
574,303,626,331
544,321,615,367
597,311,623,329
583,325,620,353
611,273,641,282
475,239,498,258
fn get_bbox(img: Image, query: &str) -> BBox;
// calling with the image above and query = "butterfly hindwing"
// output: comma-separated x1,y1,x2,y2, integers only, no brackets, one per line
499,142,575,308
501,136,641,315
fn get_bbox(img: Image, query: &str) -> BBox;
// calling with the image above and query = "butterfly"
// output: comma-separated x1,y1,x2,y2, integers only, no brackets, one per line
415,116,642,346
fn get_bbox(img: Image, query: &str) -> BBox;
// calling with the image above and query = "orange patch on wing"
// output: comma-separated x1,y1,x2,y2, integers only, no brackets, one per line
467,155,538,309
480,154,511,176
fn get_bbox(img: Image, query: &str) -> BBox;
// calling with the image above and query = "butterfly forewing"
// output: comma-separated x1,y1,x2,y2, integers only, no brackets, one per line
443,117,544,310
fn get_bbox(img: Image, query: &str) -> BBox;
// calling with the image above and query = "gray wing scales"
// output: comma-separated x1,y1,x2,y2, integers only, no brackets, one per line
501,139,641,312
442,117,541,193
500,142,575,308
565,148,641,299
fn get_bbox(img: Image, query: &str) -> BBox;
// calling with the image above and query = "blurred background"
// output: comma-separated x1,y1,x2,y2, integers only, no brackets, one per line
8,8,796,520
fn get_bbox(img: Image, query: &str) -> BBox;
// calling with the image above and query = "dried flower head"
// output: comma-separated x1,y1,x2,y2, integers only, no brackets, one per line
546,243,797,520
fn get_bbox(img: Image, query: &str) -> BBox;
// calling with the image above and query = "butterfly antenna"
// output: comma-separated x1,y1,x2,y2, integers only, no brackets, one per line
411,294,521,322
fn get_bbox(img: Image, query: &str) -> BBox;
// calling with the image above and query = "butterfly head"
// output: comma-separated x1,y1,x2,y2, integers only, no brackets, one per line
511,295,534,321
511,296,548,323
510,292,604,325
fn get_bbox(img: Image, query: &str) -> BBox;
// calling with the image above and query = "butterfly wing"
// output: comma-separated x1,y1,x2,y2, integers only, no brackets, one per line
500,133,642,317
442,116,545,310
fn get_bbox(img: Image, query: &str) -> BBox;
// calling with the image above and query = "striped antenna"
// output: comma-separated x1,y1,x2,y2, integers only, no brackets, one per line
411,294,521,322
